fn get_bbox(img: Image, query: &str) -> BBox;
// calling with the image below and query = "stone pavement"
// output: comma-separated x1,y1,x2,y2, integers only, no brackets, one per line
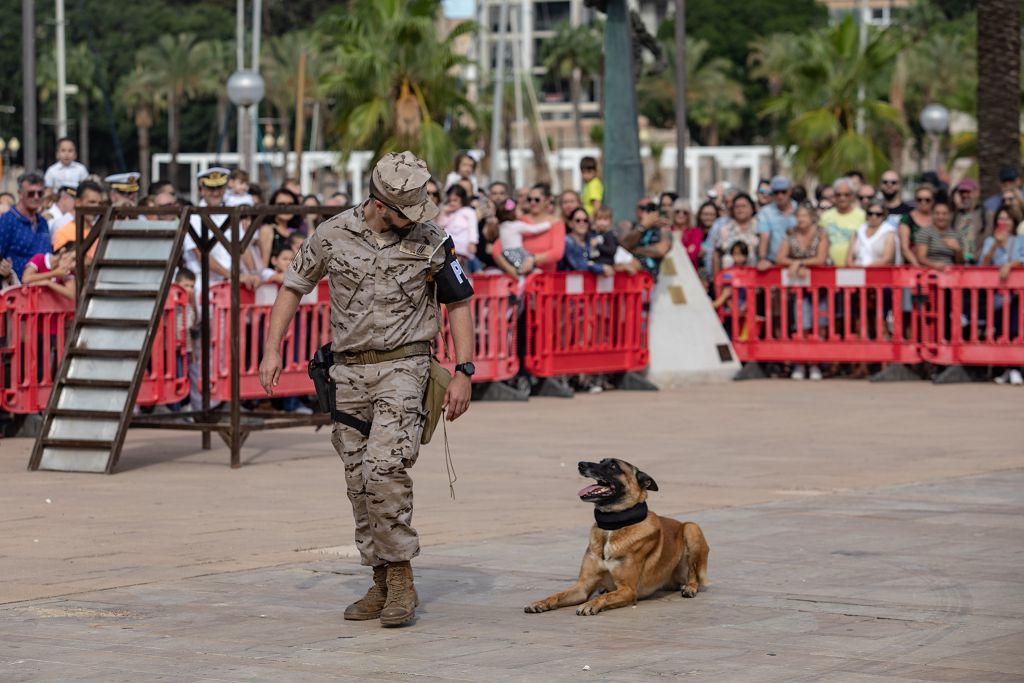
1,382,1022,681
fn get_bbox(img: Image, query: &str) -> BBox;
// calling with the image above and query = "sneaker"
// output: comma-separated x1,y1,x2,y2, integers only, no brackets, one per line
588,384,604,394
995,370,1010,385
1010,369,1024,386
790,364,806,381
809,365,823,381
291,405,314,415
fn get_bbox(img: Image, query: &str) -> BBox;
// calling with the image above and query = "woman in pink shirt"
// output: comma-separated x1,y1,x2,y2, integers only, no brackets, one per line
492,182,565,276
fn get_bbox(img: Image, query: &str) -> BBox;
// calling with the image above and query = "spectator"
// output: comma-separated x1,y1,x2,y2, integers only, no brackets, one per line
0,172,51,280
592,206,639,274
659,191,678,214
559,190,582,221
1000,188,1024,225
815,184,835,208
622,197,671,280
713,241,749,315
255,187,304,269
560,208,612,276
225,169,253,206
981,205,1023,385
493,182,566,275
951,178,989,263
43,137,89,190
703,188,738,275
776,204,829,381
914,200,964,270
22,233,76,300
183,167,256,291
878,170,911,217
105,172,141,206
669,199,699,270
757,175,797,269
438,185,480,269
791,184,808,205
711,193,759,277
146,180,179,210
248,183,264,205
847,200,896,266
0,253,17,288
493,199,549,275
857,184,877,209
984,166,1023,213
443,151,478,195
488,181,510,209
0,192,15,214
283,177,302,197
755,179,772,207
820,177,866,267
476,202,501,271
898,183,936,266
580,156,603,216
50,180,103,259
45,185,77,232
325,190,350,208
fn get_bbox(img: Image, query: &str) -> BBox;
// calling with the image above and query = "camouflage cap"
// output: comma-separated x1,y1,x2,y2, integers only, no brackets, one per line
370,151,440,223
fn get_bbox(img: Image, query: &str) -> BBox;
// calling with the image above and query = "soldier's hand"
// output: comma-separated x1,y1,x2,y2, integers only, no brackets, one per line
444,373,472,421
259,350,283,396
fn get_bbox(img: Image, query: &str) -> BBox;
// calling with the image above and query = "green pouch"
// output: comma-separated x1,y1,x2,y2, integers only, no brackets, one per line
421,358,451,445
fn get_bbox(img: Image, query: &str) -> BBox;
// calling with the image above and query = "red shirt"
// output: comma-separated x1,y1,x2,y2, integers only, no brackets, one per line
680,227,704,270
26,253,72,335
493,216,566,273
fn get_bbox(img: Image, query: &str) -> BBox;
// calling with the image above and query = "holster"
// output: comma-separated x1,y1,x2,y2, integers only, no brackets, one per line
308,343,372,437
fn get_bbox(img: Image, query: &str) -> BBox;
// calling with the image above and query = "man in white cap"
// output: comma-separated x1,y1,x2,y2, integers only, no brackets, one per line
259,151,475,628
104,172,141,205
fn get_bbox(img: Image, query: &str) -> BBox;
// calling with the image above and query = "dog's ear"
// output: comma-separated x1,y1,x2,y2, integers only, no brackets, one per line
636,469,658,491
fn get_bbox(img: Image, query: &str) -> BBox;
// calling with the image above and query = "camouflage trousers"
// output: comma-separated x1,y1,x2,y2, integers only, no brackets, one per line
330,356,429,567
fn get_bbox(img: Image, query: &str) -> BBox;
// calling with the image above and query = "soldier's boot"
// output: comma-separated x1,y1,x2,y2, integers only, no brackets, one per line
380,561,418,627
343,564,389,621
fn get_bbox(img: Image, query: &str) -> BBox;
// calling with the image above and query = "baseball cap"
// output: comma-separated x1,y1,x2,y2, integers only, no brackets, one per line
370,151,440,223
954,178,978,192
998,166,1020,182
769,175,791,192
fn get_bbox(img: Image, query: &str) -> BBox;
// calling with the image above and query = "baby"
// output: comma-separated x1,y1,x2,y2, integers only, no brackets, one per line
497,203,551,274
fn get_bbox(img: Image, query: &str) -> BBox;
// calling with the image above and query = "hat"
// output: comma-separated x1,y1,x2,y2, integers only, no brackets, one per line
954,178,978,191
197,167,230,188
105,172,140,194
998,166,1020,182
58,184,77,198
770,175,791,192
369,151,439,223
671,198,690,213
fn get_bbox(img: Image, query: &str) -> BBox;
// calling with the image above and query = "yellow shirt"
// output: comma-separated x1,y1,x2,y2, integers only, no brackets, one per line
582,177,604,216
819,207,866,266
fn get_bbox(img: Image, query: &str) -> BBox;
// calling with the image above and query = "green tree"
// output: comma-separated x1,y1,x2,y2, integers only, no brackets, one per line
757,17,905,183
638,36,745,146
540,21,602,148
37,43,103,167
116,66,165,189
315,0,477,174
262,32,328,157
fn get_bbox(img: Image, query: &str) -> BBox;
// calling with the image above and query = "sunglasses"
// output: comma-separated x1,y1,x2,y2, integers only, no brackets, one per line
915,196,933,203
24,190,44,198
880,179,899,185
834,192,852,197
572,217,590,224
867,211,885,217
638,203,658,212
858,195,874,201
527,196,544,204
772,190,788,195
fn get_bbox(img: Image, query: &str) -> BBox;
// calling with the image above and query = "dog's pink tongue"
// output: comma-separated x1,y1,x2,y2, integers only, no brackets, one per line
578,484,604,497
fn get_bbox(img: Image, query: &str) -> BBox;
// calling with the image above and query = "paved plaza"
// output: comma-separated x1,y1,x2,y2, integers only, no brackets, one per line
1,382,1022,681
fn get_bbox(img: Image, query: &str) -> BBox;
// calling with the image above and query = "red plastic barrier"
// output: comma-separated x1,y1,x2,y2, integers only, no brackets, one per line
716,266,925,364
435,273,519,382
0,285,190,413
918,267,1024,366
523,271,653,377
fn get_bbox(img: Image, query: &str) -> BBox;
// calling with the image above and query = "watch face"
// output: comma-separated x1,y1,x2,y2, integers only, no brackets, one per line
459,362,476,376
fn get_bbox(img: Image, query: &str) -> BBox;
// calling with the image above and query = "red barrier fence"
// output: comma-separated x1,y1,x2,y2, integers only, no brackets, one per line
524,271,653,377
435,273,519,381
716,266,1023,367
0,284,190,414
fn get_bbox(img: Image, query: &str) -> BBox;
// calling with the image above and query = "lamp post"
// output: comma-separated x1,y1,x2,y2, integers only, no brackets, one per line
227,70,265,174
919,103,950,173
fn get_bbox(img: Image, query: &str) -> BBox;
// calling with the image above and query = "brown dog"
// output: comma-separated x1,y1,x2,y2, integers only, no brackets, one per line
525,458,709,616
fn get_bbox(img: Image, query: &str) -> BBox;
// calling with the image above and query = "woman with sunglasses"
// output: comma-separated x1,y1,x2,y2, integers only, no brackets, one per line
492,182,565,277
898,184,936,266
256,187,304,269
560,208,613,277
847,201,896,267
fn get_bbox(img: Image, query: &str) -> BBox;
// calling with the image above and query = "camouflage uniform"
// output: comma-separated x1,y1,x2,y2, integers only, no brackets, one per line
283,203,451,566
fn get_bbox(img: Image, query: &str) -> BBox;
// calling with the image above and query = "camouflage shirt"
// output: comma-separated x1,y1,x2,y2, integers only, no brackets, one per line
283,203,450,352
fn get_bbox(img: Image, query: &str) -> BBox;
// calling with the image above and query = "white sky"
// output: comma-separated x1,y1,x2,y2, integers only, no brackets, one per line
442,0,475,19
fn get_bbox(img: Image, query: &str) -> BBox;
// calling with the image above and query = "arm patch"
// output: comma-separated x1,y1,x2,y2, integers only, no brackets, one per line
434,236,474,304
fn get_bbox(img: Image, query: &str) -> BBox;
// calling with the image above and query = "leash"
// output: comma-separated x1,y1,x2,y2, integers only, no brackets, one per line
442,403,457,500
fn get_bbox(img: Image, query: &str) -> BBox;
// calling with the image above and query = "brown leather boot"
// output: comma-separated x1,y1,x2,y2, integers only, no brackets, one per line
343,564,388,621
380,561,417,627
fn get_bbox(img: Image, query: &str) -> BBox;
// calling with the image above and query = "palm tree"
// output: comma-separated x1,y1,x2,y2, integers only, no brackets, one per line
758,16,905,183
116,66,165,190
540,21,602,148
637,36,745,145
976,0,1020,197
37,44,102,166
262,32,327,158
137,33,220,182
315,0,477,174
749,33,803,172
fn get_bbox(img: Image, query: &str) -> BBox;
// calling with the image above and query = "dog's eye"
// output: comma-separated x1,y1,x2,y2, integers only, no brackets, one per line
609,462,619,471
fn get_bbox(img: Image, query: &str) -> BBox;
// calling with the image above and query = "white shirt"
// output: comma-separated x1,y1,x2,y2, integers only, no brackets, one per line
851,222,896,266
44,161,89,189
184,200,231,282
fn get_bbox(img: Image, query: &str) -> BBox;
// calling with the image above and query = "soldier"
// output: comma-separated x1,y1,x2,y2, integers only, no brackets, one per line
104,172,141,206
258,151,475,627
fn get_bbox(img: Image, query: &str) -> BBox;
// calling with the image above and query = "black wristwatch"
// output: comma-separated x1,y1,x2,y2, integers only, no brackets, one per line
454,362,476,378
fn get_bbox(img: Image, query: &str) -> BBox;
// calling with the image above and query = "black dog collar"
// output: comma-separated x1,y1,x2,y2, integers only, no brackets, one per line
594,502,649,530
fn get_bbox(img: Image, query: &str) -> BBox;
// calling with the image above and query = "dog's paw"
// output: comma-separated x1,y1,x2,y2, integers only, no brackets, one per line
680,586,698,598
524,602,550,613
576,602,602,616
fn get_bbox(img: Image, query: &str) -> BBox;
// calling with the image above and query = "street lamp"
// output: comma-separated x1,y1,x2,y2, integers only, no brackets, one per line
919,103,950,172
227,70,265,173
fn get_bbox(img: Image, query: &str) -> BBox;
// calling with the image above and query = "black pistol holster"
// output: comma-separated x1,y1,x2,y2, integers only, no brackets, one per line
308,343,372,437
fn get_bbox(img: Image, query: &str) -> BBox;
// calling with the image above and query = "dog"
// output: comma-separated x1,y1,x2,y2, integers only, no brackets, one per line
525,458,709,616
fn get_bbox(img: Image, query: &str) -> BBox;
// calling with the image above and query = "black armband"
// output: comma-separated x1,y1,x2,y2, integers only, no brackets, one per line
434,236,474,304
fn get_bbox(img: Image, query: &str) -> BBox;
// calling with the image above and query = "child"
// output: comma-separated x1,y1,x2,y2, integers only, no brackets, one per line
713,242,749,340
443,151,479,196
497,203,551,275
590,206,639,274
23,236,76,300
580,156,604,217
43,137,89,190
225,168,254,207
171,269,198,412
261,246,294,285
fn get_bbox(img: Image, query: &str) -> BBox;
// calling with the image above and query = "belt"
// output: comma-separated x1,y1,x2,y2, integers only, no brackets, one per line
333,341,431,366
